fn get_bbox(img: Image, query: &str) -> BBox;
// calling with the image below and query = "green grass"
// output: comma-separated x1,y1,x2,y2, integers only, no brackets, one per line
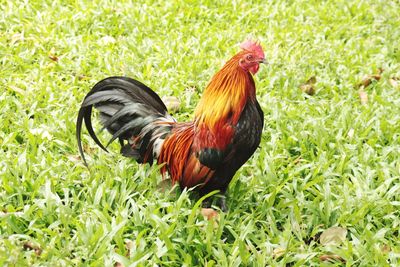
1,0,399,265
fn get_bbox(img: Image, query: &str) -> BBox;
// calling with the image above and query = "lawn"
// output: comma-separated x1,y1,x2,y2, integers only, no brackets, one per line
1,0,399,266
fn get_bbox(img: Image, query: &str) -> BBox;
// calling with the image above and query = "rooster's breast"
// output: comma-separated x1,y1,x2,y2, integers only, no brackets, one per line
200,99,264,194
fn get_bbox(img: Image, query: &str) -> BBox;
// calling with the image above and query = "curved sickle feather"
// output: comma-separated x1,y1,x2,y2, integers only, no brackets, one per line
76,105,109,166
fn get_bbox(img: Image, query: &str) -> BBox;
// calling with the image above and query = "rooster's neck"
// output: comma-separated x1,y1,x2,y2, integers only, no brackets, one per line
194,56,255,130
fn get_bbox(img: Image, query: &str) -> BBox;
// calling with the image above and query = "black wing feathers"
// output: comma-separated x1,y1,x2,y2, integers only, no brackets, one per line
197,148,225,170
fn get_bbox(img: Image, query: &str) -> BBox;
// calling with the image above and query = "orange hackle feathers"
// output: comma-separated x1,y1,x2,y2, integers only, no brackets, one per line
194,40,263,129
194,52,256,133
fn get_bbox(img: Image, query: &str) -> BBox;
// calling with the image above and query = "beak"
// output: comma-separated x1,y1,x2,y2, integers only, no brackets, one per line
258,59,268,64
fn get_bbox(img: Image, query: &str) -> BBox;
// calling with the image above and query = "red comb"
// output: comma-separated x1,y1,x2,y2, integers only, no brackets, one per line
240,40,265,59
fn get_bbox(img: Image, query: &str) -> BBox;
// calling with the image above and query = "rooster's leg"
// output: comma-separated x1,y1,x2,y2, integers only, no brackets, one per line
218,195,228,212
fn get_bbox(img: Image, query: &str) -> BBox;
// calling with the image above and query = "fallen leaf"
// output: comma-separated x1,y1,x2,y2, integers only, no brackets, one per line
359,75,380,88
358,68,383,88
162,96,181,112
272,247,286,259
78,74,90,81
320,226,347,246
381,244,391,254
126,240,133,250
67,154,81,162
358,90,368,105
319,254,345,263
48,47,59,62
23,241,42,256
306,76,317,84
300,84,315,95
125,240,134,256
201,208,219,220
200,208,219,228
300,76,317,95
83,144,96,154
48,55,58,62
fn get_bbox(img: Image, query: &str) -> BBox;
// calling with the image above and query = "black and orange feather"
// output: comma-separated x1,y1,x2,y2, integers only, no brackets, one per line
76,41,265,210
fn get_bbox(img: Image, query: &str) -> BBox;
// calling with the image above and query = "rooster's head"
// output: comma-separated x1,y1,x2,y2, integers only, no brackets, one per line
238,40,266,75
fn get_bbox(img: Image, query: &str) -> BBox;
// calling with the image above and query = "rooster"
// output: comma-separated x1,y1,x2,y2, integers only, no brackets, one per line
76,40,265,211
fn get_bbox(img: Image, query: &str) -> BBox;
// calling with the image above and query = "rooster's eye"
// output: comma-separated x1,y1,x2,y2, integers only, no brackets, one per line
246,55,253,60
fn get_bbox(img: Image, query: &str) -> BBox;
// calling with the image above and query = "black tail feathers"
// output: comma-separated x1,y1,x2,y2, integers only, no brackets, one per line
76,76,174,165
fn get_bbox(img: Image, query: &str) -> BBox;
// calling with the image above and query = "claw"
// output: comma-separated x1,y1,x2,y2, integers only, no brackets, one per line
202,199,211,209
201,194,228,212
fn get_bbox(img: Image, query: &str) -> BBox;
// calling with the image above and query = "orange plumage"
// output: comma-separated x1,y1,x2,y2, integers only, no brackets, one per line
77,41,266,210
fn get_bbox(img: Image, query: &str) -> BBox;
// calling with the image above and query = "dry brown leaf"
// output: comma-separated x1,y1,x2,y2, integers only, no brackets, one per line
358,68,383,88
48,55,59,62
358,90,368,105
359,75,380,87
300,76,317,95
78,74,90,81
300,84,315,95
201,208,219,220
162,96,181,112
125,240,134,257
306,76,317,84
272,247,286,259
320,226,347,246
200,208,219,228
381,244,391,254
319,254,345,263
23,241,42,256
67,154,81,162
48,47,59,62
125,240,134,250
83,144,96,154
